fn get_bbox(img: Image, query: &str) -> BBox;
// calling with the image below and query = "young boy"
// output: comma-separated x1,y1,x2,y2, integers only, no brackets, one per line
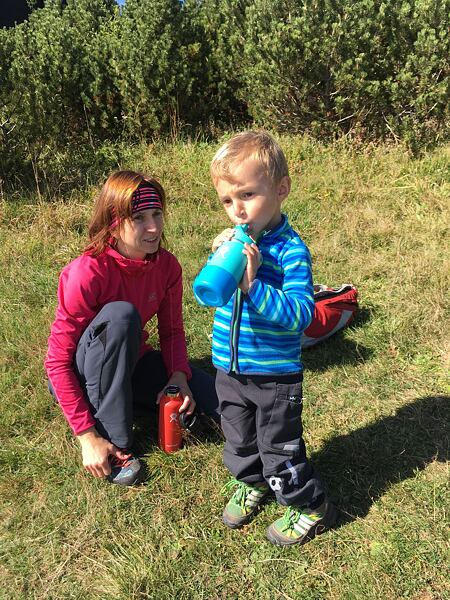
209,131,337,546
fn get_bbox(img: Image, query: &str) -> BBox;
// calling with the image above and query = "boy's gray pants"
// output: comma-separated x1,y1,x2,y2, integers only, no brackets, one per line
216,369,326,509
50,301,219,448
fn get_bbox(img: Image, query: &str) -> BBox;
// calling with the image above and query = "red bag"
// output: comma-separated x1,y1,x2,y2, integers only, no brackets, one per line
301,284,358,348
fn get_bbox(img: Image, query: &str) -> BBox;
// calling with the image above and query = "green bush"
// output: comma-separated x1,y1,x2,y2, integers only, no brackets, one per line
0,0,119,187
0,27,17,179
110,0,186,137
240,0,449,148
181,0,251,130
0,0,448,188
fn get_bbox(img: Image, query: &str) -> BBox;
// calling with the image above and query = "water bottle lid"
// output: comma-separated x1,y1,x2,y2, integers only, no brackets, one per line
164,385,180,397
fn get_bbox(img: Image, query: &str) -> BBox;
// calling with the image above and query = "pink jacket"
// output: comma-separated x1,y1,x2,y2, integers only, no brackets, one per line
45,245,191,435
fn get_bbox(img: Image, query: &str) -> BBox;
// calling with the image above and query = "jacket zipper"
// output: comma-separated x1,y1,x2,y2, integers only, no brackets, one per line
230,289,243,373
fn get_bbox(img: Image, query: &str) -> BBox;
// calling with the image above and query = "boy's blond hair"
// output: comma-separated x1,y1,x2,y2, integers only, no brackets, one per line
210,130,289,186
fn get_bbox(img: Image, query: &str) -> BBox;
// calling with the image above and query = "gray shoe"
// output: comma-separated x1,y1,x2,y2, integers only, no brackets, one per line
106,455,142,486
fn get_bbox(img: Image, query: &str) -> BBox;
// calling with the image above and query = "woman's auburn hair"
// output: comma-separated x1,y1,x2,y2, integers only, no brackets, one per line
84,170,166,256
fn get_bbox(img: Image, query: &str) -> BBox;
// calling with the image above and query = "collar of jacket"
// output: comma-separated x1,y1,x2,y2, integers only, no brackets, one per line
259,213,289,243
103,243,160,273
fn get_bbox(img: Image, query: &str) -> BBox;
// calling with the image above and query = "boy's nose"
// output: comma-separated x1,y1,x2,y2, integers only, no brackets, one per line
233,202,246,217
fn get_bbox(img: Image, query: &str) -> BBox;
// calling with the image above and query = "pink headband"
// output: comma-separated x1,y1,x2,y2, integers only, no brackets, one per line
110,183,162,228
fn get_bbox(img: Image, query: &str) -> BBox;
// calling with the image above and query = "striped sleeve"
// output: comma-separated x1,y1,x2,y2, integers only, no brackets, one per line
246,243,314,332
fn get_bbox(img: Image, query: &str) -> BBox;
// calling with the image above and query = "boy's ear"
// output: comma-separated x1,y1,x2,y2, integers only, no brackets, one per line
277,176,291,203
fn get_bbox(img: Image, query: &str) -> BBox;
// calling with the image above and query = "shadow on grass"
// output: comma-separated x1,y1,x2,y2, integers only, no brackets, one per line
132,392,447,527
303,336,372,372
349,305,373,329
312,395,449,523
303,306,373,372
2,144,124,199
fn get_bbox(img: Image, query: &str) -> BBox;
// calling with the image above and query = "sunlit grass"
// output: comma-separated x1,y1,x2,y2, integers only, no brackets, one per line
0,137,448,599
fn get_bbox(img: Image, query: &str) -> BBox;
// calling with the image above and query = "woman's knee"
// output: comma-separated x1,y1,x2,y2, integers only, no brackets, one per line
98,301,141,328
82,302,141,350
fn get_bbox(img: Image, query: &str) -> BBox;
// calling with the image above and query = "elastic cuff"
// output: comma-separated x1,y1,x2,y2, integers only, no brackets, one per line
72,419,97,437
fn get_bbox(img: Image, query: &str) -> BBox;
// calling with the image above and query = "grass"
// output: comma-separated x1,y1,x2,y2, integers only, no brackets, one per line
0,136,449,599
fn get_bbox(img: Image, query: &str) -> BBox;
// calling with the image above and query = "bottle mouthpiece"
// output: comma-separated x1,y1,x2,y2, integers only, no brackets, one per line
164,385,180,397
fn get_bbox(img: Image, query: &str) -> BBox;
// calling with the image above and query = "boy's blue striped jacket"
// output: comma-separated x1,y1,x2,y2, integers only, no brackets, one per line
212,215,315,375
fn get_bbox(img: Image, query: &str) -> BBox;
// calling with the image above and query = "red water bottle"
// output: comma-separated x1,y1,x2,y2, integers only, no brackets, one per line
158,385,183,453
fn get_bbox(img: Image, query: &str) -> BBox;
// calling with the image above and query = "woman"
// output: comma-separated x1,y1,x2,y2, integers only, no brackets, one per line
46,170,219,485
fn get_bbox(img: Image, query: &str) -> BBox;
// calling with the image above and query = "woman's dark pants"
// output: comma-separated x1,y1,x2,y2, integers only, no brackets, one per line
52,301,219,448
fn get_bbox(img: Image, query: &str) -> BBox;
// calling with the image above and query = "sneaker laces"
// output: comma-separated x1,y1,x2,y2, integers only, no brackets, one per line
280,506,323,533
221,479,266,509
281,507,304,532
221,479,245,504
110,454,132,469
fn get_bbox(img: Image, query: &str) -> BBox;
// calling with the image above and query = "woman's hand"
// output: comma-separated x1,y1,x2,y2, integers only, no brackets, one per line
212,228,235,252
157,371,196,414
77,427,130,478
239,242,262,294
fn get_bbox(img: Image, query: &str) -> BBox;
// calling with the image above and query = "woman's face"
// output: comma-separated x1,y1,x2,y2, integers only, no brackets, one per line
113,208,164,260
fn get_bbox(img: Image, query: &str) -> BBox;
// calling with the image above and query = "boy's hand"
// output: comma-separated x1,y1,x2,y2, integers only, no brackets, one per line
156,371,196,415
212,228,235,252
239,242,262,294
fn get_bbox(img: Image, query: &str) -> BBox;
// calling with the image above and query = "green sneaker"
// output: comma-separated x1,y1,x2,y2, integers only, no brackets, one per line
222,479,270,529
266,501,337,546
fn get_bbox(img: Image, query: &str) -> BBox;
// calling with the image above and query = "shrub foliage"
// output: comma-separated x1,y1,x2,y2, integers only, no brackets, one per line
0,0,448,179
241,0,449,148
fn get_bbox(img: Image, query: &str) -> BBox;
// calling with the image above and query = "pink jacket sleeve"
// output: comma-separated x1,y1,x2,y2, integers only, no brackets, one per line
157,257,192,380
45,258,101,435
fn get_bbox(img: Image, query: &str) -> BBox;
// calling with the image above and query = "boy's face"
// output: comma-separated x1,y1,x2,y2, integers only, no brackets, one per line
214,158,290,238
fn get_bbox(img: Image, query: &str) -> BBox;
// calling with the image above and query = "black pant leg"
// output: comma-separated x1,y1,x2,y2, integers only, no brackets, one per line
255,378,326,508
75,301,141,448
188,366,220,422
216,370,264,483
131,351,168,415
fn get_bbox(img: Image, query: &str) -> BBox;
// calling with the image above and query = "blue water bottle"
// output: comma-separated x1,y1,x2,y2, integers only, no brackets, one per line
193,224,254,307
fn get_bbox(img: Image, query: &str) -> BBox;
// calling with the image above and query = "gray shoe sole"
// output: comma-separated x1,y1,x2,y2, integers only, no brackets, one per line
222,509,253,529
